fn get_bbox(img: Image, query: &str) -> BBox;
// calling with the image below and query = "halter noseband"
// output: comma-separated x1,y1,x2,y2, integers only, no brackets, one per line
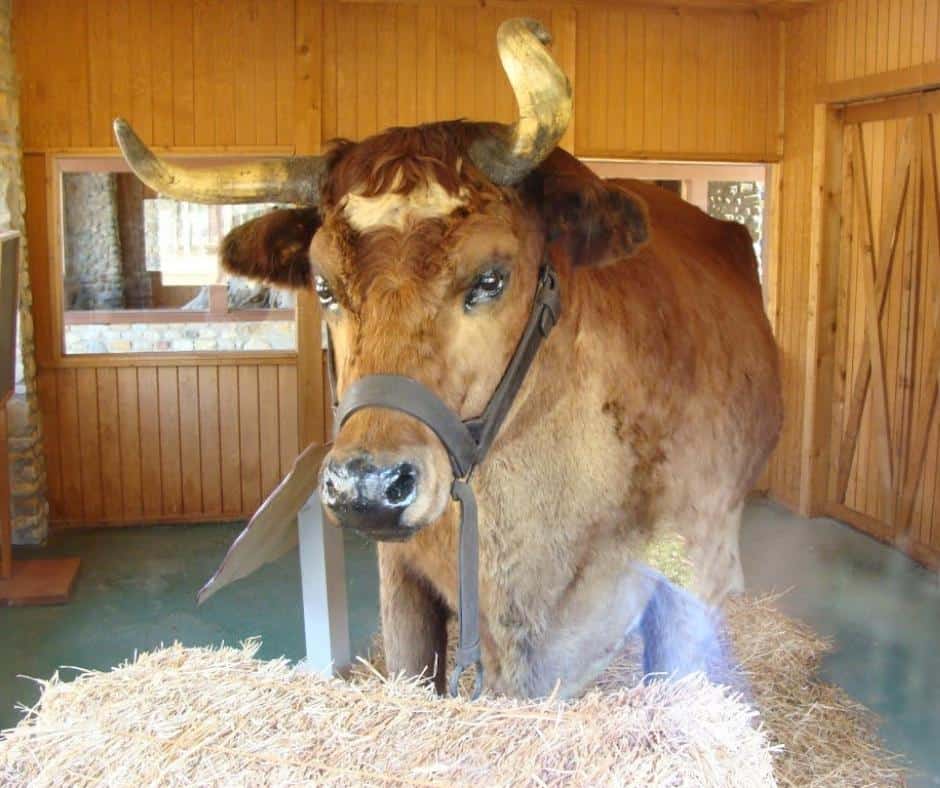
326,264,561,698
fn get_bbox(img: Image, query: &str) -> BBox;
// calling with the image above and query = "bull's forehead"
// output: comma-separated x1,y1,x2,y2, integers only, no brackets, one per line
342,178,468,232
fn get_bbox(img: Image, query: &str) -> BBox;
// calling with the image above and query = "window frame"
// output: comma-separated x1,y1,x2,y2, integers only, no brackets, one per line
48,150,300,365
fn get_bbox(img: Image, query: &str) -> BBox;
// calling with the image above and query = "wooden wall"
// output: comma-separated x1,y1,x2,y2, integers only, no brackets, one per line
767,0,940,512
13,0,784,526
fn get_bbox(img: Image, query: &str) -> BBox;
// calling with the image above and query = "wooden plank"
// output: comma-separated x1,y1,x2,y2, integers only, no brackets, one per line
396,3,418,126
45,0,70,148
1,404,10,578
258,366,282,498
255,0,278,147
56,369,83,521
416,3,438,126
819,60,940,105
799,105,844,516
642,10,664,152
128,0,154,143
116,367,143,519
137,367,163,518
583,8,607,154
661,11,681,154
36,370,62,518
218,365,242,515
899,114,940,531
178,366,204,515
435,7,457,121
355,4,378,138
76,368,103,521
0,558,81,607
151,0,175,146
278,364,300,476
96,368,124,520
192,0,215,145
212,0,236,145
847,123,903,513
108,0,133,138
295,0,323,151
274,0,295,146
171,0,196,146
835,120,916,503
238,365,262,512
233,0,257,146
64,0,92,147
197,366,223,515
87,0,113,147
157,367,182,517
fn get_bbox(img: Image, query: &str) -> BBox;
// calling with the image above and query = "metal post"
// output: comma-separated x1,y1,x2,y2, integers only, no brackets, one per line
297,494,351,675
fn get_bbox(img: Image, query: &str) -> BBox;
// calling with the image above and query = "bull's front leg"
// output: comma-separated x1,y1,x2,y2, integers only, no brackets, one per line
377,545,449,694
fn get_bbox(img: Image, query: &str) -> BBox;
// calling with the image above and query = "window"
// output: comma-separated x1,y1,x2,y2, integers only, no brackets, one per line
583,160,769,280
56,157,297,355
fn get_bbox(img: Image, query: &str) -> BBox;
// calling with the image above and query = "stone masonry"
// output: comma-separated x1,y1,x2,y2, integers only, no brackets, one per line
0,0,48,544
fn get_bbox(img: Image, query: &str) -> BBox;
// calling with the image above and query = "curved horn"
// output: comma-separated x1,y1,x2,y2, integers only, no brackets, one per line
113,118,327,205
469,18,572,186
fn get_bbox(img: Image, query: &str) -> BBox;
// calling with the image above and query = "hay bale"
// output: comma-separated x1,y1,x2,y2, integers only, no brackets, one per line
0,595,905,787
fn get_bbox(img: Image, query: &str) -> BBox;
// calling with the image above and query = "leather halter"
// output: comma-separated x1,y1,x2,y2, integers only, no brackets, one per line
326,264,561,698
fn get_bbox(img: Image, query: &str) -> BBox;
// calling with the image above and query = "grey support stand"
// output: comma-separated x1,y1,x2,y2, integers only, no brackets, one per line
297,495,351,675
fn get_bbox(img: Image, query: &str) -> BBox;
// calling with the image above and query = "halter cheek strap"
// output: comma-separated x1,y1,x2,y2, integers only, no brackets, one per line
329,264,561,699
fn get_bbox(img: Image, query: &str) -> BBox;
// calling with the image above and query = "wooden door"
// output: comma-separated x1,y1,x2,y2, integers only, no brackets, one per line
827,91,940,568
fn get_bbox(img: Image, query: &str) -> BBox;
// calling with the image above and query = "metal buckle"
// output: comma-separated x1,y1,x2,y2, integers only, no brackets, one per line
449,657,484,700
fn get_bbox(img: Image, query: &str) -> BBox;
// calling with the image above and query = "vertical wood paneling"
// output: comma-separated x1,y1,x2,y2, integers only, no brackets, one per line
768,0,940,514
117,368,143,519
178,367,203,515
76,368,103,520
56,369,83,519
96,368,123,519
171,0,195,146
157,367,182,516
197,366,223,515
218,366,242,515
278,365,299,477
137,368,163,518
238,366,262,512
258,366,282,497
36,370,61,518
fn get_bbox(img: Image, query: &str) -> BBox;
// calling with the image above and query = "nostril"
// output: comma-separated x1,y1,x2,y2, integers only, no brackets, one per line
324,478,337,498
385,464,417,506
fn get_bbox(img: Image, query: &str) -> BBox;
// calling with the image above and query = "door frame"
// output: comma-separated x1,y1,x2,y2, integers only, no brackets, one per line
800,89,940,569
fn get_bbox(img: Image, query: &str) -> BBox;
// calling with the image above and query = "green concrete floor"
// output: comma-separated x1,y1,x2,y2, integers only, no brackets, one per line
1,501,939,784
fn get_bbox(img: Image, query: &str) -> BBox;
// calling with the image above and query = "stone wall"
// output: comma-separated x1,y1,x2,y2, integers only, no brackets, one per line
0,0,47,544
65,320,296,355
62,172,126,309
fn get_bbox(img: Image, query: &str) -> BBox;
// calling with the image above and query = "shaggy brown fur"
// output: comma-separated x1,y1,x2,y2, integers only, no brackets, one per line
222,121,782,699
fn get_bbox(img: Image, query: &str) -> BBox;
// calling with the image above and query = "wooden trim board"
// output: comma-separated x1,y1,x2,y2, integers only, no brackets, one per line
0,557,81,606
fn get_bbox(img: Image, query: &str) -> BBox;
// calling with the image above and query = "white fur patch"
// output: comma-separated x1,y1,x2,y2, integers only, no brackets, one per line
343,180,467,231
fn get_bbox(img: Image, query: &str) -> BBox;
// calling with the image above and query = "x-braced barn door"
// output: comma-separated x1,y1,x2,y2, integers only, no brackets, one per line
827,91,940,567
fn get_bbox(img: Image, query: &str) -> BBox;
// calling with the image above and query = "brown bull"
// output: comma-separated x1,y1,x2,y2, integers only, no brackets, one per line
115,18,781,698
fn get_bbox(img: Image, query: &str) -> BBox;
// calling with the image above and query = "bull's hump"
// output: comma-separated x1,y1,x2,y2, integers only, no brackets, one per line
343,180,468,232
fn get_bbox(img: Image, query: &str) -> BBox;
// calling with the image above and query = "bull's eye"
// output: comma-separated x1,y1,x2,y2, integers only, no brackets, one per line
465,268,506,311
314,275,337,310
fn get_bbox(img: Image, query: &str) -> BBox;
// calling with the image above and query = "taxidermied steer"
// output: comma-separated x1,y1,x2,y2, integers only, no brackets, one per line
115,19,781,698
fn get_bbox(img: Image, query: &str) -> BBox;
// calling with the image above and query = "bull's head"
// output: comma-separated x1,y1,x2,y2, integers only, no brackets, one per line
115,19,647,542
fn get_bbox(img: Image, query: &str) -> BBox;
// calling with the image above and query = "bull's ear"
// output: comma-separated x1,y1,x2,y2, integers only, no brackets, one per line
524,152,649,267
220,207,321,289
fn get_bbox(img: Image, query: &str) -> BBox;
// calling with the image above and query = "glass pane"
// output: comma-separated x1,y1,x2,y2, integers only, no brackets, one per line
60,165,297,355
706,180,765,275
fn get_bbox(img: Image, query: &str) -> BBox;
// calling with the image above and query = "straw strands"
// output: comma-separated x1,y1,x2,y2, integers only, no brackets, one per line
0,595,906,787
